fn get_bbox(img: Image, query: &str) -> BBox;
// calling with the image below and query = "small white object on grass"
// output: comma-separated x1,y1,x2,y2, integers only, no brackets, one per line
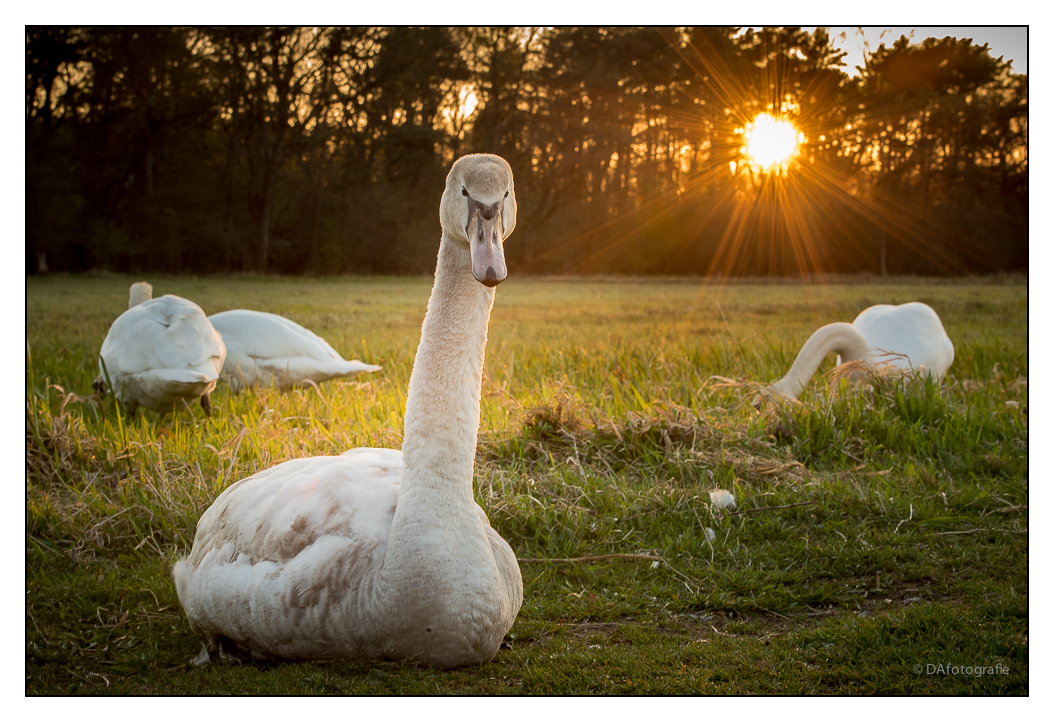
708,489,737,510
705,528,717,542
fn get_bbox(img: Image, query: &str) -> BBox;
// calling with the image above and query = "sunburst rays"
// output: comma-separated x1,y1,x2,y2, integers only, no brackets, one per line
523,28,997,282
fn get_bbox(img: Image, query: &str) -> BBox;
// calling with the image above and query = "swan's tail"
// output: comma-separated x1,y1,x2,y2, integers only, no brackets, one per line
271,358,382,388
340,361,383,375
153,367,220,385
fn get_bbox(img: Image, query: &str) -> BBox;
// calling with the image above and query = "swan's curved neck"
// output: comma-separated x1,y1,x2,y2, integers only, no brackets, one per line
129,283,153,308
400,235,494,499
772,322,872,399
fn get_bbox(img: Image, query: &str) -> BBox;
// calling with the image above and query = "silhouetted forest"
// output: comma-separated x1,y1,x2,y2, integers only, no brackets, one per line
26,27,1027,277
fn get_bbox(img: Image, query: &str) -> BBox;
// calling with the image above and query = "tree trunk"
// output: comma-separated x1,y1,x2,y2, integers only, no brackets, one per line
310,148,324,274
259,186,272,272
879,227,888,276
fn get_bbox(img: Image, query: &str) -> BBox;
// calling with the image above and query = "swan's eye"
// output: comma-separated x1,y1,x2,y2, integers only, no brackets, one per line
461,187,468,197
504,190,509,198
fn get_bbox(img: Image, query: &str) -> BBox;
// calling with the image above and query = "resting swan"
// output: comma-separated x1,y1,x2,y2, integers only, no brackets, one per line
96,282,226,416
173,154,522,668
770,302,954,400
208,309,381,391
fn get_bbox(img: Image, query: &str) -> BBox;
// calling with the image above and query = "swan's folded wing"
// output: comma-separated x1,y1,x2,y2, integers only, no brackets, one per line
174,450,404,659
100,307,165,377
209,310,380,389
267,313,346,362
184,451,403,568
165,308,226,370
211,310,344,364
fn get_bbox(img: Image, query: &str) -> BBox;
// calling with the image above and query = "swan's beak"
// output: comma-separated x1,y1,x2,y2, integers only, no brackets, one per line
468,206,507,287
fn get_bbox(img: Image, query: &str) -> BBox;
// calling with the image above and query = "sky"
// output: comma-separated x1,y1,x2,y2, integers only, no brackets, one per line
816,26,1028,75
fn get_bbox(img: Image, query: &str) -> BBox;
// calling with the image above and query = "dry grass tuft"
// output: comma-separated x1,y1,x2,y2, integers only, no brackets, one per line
522,394,585,443
27,403,107,492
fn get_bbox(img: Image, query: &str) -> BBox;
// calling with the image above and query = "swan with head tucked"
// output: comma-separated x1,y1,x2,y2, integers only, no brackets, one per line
207,309,381,391
172,153,522,668
96,282,226,416
770,302,954,400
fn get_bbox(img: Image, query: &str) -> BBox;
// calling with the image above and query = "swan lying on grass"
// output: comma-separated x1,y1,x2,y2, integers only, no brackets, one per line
770,302,954,400
173,154,522,668
208,309,381,391
95,282,225,416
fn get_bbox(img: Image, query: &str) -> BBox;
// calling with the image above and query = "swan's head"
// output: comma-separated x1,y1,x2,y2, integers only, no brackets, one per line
441,154,517,287
129,282,153,308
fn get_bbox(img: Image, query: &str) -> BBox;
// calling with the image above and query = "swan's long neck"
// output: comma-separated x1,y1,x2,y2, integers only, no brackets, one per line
771,322,872,399
377,234,497,638
400,235,494,501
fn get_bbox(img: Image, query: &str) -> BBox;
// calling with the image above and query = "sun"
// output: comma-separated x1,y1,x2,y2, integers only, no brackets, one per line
742,113,804,173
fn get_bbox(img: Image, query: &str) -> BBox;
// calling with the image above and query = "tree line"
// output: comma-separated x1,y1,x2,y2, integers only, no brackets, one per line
26,27,1027,277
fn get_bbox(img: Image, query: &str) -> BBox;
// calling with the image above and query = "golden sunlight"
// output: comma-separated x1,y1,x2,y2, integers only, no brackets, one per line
742,113,804,173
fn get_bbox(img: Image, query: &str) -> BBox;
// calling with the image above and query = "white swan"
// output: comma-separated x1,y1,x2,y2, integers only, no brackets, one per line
770,302,955,400
96,282,226,416
208,309,381,392
173,153,522,668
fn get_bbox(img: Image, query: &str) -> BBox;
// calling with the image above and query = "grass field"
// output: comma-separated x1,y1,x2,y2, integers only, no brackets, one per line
26,273,1027,694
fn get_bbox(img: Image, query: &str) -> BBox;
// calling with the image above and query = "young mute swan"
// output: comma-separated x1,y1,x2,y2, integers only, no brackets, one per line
173,154,522,668
208,309,381,392
96,282,226,416
770,302,954,400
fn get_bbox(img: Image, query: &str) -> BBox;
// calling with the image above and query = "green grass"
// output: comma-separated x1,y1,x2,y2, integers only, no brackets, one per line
26,274,1027,694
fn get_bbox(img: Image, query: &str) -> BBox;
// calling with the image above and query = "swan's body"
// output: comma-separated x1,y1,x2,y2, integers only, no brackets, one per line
770,302,954,400
97,282,226,415
173,154,521,668
208,310,381,392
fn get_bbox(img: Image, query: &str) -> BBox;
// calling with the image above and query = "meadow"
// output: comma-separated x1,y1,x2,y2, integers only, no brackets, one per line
26,274,1027,694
